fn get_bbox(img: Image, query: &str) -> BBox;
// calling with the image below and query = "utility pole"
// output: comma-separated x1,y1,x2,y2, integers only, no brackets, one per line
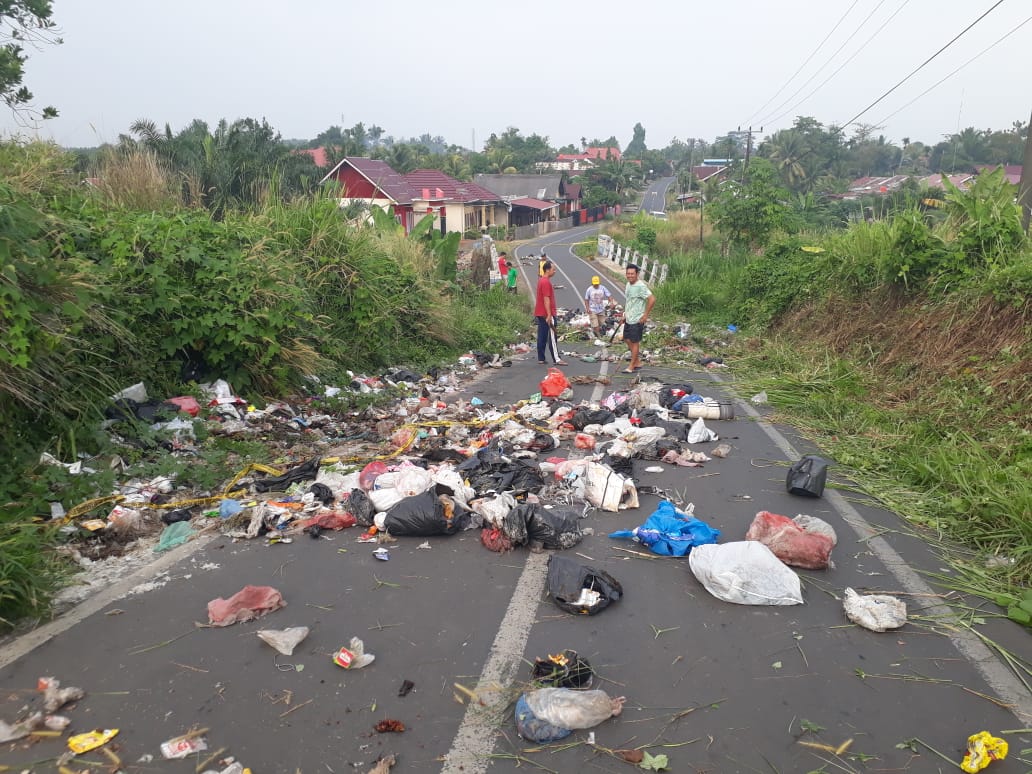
739,125,762,183
1020,108,1032,233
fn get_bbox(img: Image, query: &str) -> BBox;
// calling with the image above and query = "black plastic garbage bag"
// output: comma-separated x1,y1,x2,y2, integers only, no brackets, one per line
346,488,376,526
569,408,615,430
459,448,544,495
531,650,594,689
786,455,830,497
509,505,584,550
526,431,557,452
546,555,623,615
254,457,322,493
601,454,634,478
382,491,468,536
637,408,662,427
308,482,335,505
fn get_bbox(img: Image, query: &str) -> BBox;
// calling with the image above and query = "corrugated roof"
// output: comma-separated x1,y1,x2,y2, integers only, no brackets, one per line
404,169,502,203
510,197,559,210
474,174,563,200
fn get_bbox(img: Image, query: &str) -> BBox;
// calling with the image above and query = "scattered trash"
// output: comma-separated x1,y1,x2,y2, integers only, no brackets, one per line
398,679,415,697
208,585,286,626
333,637,375,669
161,733,208,759
609,500,720,557
257,626,310,656
515,688,625,742
644,465,665,473
786,455,829,497
531,650,593,689
375,719,406,733
710,443,732,458
960,731,1008,772
751,391,768,404
689,542,804,605
546,555,623,615
686,417,719,443
154,521,195,553
373,547,390,561
39,676,85,713
67,728,118,753
843,588,907,631
540,368,571,398
161,508,193,525
745,511,834,570
416,540,431,549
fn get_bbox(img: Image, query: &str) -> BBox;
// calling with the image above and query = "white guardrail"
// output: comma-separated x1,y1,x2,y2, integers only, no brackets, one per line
596,235,669,285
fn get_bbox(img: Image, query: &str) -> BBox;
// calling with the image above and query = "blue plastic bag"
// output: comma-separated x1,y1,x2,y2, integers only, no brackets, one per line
609,500,720,556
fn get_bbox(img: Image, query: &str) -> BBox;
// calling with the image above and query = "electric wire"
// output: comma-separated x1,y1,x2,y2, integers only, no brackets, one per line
757,0,889,127
875,13,1032,126
763,0,912,129
744,0,860,125
841,0,1009,128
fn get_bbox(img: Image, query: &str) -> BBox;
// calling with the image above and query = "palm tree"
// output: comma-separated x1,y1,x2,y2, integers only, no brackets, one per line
763,129,809,191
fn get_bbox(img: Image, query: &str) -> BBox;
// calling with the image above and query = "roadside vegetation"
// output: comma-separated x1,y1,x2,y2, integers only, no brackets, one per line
605,162,1030,597
0,139,529,626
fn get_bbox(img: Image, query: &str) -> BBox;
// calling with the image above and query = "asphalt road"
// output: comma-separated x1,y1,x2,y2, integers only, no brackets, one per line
2,229,1031,772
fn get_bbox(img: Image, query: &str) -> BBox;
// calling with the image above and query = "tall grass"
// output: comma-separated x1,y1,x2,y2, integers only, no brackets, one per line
732,341,1032,584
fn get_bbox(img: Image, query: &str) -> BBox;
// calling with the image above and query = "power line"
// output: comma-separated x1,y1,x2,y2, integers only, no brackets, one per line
757,0,889,127
841,0,1009,128
744,0,860,125
763,0,912,129
875,13,1032,126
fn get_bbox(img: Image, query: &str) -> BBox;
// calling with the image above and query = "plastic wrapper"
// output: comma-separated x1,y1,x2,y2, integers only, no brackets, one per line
745,511,834,570
689,541,803,605
38,676,85,712
207,585,285,626
257,626,310,656
154,521,195,553
68,728,118,753
961,731,1008,772
332,636,375,669
843,587,907,631
516,688,625,741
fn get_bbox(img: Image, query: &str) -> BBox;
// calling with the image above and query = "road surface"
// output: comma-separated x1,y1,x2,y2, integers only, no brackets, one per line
2,233,1030,772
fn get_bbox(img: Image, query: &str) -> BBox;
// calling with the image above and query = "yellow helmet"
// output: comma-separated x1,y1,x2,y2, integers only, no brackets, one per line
591,276,600,285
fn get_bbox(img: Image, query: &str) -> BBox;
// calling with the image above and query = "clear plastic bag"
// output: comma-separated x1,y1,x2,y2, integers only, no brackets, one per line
689,541,803,605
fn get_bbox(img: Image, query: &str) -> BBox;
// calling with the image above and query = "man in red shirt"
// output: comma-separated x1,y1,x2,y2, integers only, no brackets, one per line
497,251,508,278
534,261,566,365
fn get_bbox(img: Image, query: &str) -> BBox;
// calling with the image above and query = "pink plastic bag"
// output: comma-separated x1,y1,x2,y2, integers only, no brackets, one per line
207,585,285,626
745,511,833,570
359,461,389,491
574,433,596,450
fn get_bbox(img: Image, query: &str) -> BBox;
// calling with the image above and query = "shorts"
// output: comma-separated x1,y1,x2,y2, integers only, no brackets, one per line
588,311,605,330
623,322,644,343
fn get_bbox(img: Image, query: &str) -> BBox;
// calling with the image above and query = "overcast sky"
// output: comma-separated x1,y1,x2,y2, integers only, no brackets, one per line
2,0,1029,151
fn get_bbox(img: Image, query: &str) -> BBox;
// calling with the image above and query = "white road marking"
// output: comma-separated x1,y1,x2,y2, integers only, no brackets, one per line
440,551,550,773
715,373,1032,722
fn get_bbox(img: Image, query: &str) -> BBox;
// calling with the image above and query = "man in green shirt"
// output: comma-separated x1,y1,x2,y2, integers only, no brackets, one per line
506,261,518,294
619,263,655,373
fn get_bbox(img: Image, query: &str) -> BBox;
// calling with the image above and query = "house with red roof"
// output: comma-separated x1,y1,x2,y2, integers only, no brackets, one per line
540,146,623,172
297,146,330,168
319,158,507,235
